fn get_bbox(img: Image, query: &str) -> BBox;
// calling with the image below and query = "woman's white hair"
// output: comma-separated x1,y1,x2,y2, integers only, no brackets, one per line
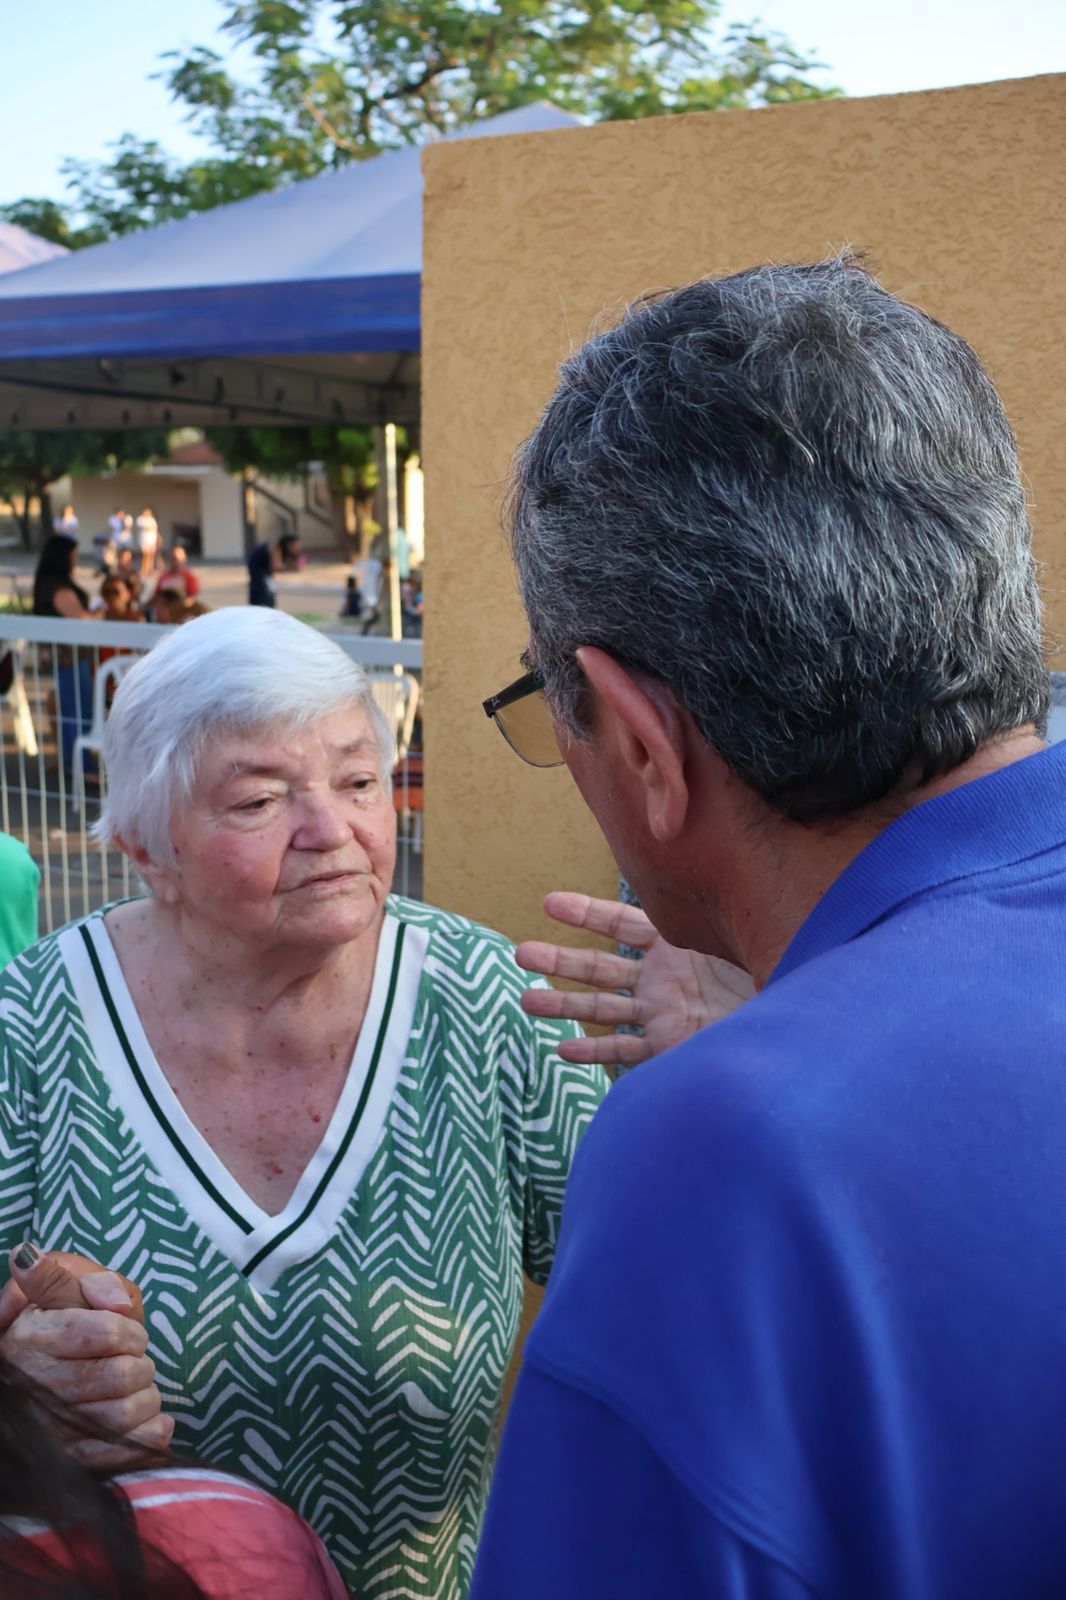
93,608,396,865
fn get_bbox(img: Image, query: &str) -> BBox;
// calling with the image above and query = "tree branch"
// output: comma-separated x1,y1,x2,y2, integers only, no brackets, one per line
300,90,359,153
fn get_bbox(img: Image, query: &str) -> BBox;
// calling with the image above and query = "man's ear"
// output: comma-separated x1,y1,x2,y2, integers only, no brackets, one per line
576,646,689,841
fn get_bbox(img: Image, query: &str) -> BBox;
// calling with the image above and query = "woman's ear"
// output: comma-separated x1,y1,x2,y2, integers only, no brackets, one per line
114,834,179,904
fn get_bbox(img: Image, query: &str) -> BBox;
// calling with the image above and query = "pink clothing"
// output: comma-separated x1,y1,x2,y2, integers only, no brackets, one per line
153,564,201,601
9,1467,349,1598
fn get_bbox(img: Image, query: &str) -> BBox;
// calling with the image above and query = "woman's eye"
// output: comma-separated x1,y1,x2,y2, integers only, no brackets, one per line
236,796,274,813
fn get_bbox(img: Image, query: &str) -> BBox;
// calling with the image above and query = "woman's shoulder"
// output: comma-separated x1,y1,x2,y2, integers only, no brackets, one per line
1,902,123,1001
389,894,540,1004
389,893,519,962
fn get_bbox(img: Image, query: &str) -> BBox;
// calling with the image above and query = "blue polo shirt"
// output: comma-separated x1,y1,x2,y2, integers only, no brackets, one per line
472,744,1066,1600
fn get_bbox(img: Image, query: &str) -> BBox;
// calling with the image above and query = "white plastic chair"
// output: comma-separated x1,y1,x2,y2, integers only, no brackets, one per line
365,670,420,763
71,656,138,815
2,641,39,758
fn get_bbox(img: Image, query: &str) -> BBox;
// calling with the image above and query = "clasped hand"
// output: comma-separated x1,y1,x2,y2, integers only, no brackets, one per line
0,1247,174,1467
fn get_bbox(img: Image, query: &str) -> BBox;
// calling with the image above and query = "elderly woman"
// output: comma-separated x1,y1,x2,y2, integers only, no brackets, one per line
0,609,608,1599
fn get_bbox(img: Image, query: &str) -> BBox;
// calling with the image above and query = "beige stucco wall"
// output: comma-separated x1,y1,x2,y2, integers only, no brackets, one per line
422,74,1066,948
198,470,245,559
62,473,202,550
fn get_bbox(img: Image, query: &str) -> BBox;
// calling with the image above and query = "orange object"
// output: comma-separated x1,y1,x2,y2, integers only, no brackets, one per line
17,1248,145,1325
393,749,424,813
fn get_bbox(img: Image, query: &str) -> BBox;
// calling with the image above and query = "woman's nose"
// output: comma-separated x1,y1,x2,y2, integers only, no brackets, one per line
293,793,352,849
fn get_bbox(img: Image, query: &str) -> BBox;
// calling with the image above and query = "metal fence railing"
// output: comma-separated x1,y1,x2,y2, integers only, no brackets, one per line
0,615,424,935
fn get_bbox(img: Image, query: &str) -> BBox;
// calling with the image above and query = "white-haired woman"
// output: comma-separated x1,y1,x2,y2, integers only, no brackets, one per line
0,609,608,1599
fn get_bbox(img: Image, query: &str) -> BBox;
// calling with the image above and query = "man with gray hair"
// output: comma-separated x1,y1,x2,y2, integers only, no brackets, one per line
471,257,1066,1598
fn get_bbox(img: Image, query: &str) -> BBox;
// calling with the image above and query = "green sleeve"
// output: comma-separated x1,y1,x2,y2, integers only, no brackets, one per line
0,963,40,1260
0,836,39,969
520,993,609,1285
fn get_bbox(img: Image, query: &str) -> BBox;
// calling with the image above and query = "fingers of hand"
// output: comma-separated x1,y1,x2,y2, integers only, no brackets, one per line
516,940,640,990
77,1270,134,1317
557,1032,651,1068
16,1350,156,1405
522,986,641,1028
68,1409,174,1471
75,1378,163,1436
543,891,658,951
2,1307,148,1363
0,1278,28,1334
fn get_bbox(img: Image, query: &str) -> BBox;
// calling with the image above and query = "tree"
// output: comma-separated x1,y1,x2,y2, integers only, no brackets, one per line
206,423,384,545
0,430,170,548
2,2,837,242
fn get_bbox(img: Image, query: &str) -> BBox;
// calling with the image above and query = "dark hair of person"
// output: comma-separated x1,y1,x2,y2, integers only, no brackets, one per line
0,1353,206,1599
510,254,1049,821
33,536,79,615
278,532,300,558
34,536,77,583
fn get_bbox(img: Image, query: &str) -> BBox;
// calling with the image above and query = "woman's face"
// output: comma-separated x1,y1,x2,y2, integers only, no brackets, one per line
153,707,396,956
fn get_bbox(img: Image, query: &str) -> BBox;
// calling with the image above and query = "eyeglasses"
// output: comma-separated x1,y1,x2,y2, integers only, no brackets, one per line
482,668,565,768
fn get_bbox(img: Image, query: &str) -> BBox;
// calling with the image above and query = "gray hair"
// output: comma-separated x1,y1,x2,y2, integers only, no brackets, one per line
94,608,395,864
509,255,1048,820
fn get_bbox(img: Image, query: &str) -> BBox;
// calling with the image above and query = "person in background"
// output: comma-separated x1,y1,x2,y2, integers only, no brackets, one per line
153,543,201,606
338,574,363,621
0,835,38,968
0,1247,348,1599
32,534,93,774
112,557,145,617
99,573,144,624
114,545,138,584
97,572,145,667
90,529,118,573
54,503,78,537
33,535,90,624
472,257,1066,1599
153,588,189,626
352,553,382,634
108,507,133,550
247,531,301,607
136,506,161,581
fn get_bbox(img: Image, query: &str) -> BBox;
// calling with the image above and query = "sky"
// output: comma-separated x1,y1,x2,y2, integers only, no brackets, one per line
1,0,1063,207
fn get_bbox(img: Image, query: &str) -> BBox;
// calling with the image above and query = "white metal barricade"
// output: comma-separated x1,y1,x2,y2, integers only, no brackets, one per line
0,615,424,935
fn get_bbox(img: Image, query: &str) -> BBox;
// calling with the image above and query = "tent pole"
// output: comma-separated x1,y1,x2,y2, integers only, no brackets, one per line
381,422,402,644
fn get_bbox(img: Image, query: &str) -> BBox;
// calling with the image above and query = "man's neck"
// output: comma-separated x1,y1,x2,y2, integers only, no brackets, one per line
726,726,1046,987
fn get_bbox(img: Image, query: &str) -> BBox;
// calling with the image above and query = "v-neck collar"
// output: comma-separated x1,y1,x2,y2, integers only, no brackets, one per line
59,906,428,1291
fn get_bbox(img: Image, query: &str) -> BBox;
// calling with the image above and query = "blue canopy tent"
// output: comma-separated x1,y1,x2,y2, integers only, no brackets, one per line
0,222,66,277
0,103,576,431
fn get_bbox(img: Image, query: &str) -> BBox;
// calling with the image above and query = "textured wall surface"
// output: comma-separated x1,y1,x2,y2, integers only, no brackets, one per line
422,74,1066,945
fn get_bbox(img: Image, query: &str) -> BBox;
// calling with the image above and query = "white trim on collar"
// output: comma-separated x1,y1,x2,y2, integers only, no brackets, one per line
58,909,427,1292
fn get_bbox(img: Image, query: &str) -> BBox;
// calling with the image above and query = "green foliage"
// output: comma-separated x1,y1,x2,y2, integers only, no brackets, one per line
206,424,379,496
0,197,109,250
3,1,837,242
0,429,170,546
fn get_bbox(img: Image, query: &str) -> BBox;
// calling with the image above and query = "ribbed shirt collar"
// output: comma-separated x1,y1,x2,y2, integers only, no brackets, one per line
768,741,1066,986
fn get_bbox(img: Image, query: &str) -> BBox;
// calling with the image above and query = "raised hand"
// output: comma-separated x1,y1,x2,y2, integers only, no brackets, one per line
517,892,755,1069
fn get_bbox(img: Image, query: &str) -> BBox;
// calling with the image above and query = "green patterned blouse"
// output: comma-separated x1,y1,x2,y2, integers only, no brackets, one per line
0,895,608,1597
